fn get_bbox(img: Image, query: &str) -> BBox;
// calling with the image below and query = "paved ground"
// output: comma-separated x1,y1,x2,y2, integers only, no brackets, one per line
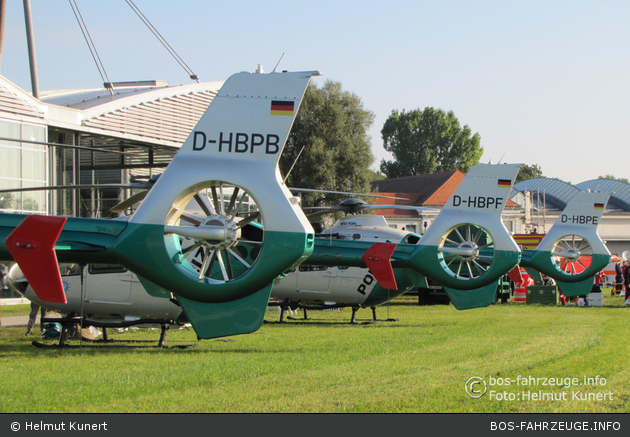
0,315,30,327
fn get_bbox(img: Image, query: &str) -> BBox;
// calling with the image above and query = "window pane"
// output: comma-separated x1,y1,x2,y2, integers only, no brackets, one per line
21,181,46,212
0,146,21,178
21,124,46,150
22,149,46,182
0,120,20,142
0,180,20,210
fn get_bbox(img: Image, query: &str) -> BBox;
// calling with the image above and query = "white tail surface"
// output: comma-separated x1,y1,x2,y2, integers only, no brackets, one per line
420,163,522,251
535,191,610,255
131,70,321,235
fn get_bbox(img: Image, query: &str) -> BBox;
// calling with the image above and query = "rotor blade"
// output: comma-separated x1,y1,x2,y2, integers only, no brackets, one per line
300,206,346,211
444,237,460,246
215,251,229,282
234,190,249,216
193,188,215,216
236,212,261,229
224,249,234,279
289,187,409,200
176,209,204,226
0,182,153,194
211,186,223,215
472,227,483,244
198,247,212,281
0,136,165,154
236,240,263,247
180,240,204,257
226,187,240,216
356,205,439,214
227,247,252,269
110,190,149,212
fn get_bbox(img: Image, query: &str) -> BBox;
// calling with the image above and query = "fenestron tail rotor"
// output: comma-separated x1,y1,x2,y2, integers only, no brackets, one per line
550,234,593,276
438,223,495,280
164,181,263,284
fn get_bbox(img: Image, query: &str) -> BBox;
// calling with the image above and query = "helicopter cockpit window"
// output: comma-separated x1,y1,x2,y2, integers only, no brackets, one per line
298,265,328,272
88,264,127,275
404,234,421,245
59,264,82,276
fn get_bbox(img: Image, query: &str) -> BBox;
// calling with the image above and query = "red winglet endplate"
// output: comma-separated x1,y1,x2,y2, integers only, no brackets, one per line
507,266,523,284
6,215,68,304
362,242,398,290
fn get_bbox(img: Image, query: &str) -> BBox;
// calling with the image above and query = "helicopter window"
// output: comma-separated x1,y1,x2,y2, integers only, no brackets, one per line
88,264,127,275
59,264,82,276
404,234,421,245
298,265,328,272
338,266,349,270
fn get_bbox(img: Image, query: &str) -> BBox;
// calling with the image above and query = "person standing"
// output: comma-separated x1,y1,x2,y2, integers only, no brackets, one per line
615,259,624,295
25,302,48,336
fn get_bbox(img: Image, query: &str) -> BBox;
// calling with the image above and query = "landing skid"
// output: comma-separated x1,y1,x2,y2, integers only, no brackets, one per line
32,317,196,349
370,306,399,323
268,301,399,325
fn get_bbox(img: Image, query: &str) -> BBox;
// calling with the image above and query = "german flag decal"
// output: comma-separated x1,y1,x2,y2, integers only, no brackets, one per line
497,179,511,188
594,203,604,210
270,100,295,116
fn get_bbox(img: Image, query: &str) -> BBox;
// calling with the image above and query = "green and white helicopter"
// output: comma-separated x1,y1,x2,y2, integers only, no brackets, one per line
270,183,612,323
0,68,610,343
518,190,612,295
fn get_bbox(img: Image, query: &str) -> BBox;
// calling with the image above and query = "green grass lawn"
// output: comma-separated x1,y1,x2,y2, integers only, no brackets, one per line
0,304,31,317
0,295,628,413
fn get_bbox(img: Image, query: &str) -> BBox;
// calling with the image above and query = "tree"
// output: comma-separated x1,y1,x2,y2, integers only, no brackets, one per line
280,80,375,207
598,174,629,184
379,107,482,178
515,164,545,183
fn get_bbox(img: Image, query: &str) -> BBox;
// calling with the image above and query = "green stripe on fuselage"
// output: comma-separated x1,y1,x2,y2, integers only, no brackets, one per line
362,269,416,308
521,250,610,283
113,222,313,303
0,213,313,304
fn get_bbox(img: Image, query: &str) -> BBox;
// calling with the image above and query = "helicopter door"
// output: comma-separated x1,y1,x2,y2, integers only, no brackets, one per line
296,265,331,292
84,264,133,303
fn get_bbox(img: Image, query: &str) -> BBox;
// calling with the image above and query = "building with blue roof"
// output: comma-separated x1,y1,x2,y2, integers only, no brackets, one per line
511,177,630,256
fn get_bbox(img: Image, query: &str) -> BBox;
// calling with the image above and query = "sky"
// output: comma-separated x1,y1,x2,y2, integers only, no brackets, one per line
1,0,629,184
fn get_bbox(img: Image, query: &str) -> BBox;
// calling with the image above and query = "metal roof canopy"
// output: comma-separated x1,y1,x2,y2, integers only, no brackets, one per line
576,179,630,212
511,178,581,210
512,177,630,213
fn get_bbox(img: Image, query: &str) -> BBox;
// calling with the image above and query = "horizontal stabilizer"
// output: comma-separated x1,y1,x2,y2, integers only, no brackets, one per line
6,215,67,304
362,242,398,290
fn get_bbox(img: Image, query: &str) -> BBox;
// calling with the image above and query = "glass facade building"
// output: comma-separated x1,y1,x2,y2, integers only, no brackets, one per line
0,75,223,300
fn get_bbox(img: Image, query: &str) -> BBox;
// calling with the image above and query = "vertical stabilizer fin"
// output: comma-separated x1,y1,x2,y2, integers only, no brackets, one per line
177,282,274,339
444,280,499,310
119,70,321,305
411,163,522,309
